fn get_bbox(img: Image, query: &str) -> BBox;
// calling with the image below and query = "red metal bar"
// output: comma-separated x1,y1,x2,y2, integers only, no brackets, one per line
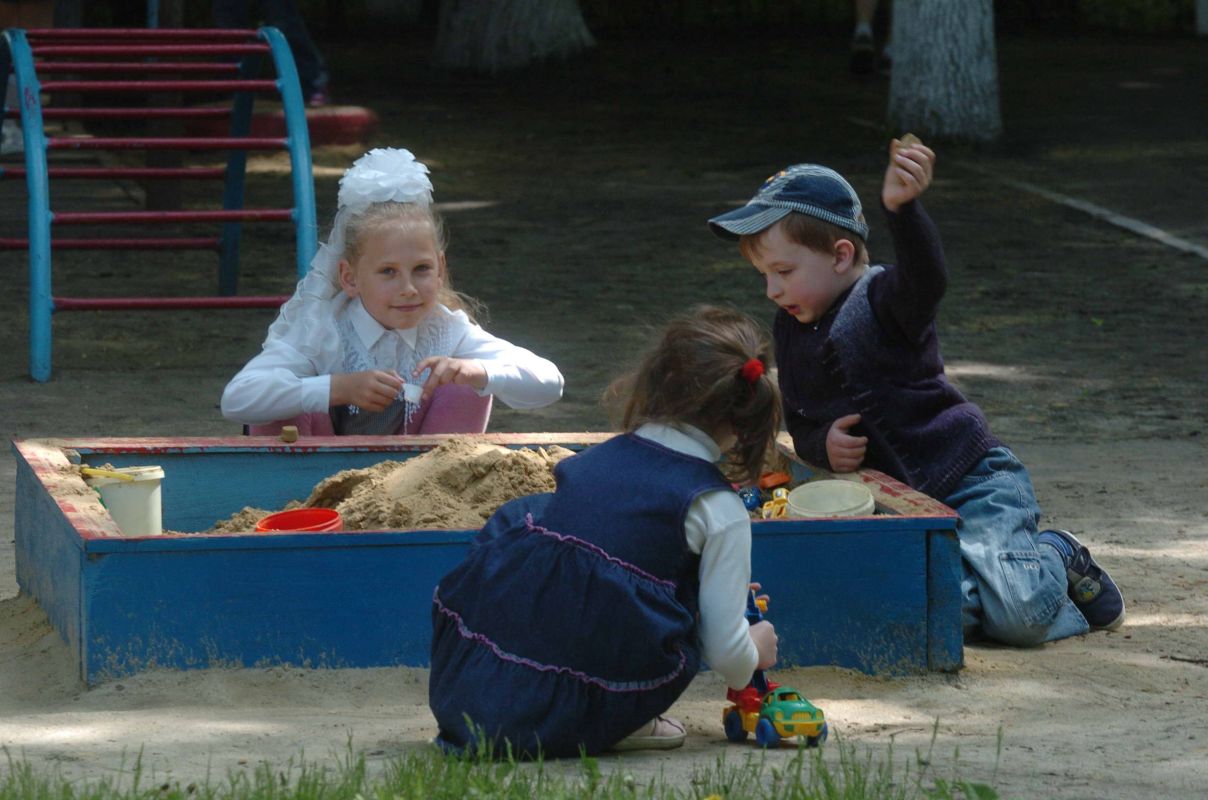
53,295,289,311
2,166,226,180
32,45,269,58
39,79,278,92
37,108,232,120
0,237,220,250
34,61,242,74
47,137,287,151
53,209,293,224
25,28,258,41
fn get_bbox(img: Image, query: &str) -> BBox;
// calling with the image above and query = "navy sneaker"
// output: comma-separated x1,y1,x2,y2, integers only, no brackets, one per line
1039,529,1126,631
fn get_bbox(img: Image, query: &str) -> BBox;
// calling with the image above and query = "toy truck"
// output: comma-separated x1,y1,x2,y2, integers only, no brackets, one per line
721,589,828,748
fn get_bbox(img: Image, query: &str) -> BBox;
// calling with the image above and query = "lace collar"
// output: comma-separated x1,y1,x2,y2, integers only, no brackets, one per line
346,297,420,351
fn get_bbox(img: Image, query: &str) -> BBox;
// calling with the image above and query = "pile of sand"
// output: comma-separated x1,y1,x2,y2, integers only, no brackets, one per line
208,436,575,533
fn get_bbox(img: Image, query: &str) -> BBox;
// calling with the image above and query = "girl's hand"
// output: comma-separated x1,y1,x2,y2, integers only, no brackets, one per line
882,138,936,212
414,356,488,403
330,370,404,412
826,413,867,472
749,620,778,670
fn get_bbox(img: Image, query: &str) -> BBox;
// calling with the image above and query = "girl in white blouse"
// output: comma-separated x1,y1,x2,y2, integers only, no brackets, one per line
221,148,563,435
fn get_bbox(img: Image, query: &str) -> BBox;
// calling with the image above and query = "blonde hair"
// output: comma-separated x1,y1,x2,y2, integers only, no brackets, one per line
739,212,869,267
607,305,780,483
340,201,483,322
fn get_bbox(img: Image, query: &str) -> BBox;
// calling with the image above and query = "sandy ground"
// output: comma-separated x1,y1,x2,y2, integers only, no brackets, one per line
2,27,1207,799
3,440,1206,798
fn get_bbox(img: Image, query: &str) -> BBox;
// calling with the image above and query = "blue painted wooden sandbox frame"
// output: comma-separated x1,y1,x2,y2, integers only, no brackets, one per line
12,434,963,684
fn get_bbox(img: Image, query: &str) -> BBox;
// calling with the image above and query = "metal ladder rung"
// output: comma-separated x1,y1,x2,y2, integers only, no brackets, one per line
46,136,287,151
0,167,228,180
25,28,259,41
35,61,242,74
31,44,269,58
29,108,233,120
53,295,289,311
39,79,279,92
0,237,221,250
52,209,294,225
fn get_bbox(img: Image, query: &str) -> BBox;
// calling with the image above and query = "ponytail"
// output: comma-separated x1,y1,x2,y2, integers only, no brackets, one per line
608,305,780,483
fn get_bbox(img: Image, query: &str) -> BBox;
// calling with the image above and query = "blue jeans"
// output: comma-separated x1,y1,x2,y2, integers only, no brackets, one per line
944,447,1089,646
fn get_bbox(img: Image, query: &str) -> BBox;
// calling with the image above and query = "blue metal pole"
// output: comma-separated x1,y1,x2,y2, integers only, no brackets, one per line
5,30,54,381
259,26,317,279
218,44,260,296
147,0,159,29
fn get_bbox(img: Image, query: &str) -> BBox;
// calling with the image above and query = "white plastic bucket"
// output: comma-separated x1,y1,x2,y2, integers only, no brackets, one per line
84,466,165,537
787,479,876,518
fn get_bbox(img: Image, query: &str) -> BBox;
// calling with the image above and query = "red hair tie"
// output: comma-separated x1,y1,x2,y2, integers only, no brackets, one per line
740,358,764,384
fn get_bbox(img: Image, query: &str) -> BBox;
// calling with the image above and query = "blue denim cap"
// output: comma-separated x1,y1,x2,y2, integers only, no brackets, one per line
708,164,869,242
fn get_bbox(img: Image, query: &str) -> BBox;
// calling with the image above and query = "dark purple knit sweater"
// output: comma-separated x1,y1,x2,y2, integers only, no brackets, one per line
773,200,1001,500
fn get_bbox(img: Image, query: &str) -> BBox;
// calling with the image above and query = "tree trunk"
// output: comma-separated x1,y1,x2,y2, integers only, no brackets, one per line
432,0,594,73
887,0,1002,143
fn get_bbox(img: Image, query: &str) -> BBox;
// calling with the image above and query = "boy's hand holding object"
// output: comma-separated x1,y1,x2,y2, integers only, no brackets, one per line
883,133,935,212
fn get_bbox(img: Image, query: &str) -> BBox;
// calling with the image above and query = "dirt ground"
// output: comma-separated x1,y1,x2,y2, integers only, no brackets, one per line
1,28,1206,798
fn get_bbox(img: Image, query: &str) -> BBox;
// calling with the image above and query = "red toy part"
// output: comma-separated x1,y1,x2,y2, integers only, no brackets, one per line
726,680,780,714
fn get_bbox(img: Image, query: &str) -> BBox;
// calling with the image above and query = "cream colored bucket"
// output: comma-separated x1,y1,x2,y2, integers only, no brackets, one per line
787,479,876,518
83,466,165,536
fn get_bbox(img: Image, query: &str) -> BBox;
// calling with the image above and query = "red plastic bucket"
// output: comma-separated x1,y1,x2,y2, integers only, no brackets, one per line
254,508,342,532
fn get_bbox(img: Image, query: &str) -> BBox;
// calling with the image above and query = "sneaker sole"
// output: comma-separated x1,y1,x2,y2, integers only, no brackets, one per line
609,732,686,752
1093,601,1126,631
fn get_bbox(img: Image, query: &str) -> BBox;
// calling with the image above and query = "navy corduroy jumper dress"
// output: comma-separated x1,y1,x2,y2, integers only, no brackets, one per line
430,433,731,757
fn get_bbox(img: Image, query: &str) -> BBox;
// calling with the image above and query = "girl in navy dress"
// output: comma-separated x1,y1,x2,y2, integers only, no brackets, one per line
430,305,781,757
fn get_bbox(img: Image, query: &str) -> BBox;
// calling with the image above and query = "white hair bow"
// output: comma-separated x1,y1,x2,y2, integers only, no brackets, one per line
338,148,433,211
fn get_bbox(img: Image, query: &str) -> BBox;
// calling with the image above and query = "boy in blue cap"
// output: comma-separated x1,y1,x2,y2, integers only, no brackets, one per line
708,138,1125,645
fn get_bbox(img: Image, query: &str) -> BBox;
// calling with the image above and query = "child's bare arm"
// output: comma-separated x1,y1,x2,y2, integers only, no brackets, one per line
882,135,936,213
330,370,405,411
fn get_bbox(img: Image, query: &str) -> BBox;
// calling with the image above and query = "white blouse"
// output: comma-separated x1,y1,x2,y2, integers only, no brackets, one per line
221,300,564,425
634,422,761,690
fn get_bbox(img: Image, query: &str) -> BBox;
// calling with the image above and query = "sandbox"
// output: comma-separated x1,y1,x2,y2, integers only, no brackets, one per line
11,434,962,684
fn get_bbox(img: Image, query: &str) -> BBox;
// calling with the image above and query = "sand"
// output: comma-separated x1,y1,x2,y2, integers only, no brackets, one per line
205,437,575,534
3,439,1207,798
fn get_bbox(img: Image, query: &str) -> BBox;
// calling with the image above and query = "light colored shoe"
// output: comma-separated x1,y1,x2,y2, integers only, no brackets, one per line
610,715,686,752
1,120,23,156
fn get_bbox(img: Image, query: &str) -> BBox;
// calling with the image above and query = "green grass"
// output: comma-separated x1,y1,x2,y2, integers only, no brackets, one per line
1,727,1003,800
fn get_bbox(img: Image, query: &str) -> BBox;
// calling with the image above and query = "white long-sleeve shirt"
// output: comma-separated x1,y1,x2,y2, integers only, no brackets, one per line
634,422,760,690
222,300,564,425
